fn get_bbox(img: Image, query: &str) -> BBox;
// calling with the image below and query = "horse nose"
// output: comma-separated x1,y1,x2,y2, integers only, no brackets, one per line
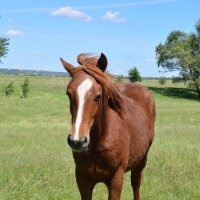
80,136,88,147
67,134,88,150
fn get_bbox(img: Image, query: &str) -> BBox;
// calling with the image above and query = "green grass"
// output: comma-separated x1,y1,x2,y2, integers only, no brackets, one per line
0,74,200,200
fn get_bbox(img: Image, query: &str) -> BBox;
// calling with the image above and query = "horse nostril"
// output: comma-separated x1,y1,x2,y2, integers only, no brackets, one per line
67,134,73,145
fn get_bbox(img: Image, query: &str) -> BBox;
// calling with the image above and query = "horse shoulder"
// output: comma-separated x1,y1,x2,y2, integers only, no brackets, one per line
116,82,155,141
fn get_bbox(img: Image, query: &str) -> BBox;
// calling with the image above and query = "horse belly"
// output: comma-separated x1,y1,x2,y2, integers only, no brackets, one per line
126,110,151,171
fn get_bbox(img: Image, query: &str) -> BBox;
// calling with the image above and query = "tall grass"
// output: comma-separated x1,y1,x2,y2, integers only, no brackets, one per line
0,74,200,199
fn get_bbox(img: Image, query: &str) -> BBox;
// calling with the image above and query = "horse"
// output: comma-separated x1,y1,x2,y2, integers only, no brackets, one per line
60,53,156,200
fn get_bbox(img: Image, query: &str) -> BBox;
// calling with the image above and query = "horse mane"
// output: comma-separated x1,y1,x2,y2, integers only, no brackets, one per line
77,53,98,67
74,54,125,116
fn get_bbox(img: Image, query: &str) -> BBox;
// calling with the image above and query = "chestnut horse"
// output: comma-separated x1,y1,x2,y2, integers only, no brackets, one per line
60,53,155,200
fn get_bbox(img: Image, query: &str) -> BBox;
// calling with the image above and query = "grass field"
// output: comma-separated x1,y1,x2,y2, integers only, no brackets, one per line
0,74,200,200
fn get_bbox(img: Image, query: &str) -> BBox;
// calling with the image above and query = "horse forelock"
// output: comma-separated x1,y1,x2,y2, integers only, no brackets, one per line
72,54,125,117
77,53,98,66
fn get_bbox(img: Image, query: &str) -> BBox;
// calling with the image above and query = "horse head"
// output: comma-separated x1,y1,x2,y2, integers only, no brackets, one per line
60,53,107,152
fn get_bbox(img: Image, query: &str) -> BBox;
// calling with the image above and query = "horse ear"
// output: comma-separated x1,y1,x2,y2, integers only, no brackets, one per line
97,53,107,72
60,58,75,77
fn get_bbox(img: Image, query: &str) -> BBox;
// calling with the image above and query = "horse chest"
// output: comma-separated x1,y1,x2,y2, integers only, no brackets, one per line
88,164,111,181
74,151,121,181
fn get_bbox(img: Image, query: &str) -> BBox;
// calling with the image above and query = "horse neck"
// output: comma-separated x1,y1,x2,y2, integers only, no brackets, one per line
90,100,110,145
89,90,126,147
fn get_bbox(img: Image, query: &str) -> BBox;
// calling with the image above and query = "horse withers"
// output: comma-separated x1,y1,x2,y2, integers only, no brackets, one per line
60,53,156,200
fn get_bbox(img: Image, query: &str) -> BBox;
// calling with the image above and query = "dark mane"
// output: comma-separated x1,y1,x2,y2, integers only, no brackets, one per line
74,54,124,116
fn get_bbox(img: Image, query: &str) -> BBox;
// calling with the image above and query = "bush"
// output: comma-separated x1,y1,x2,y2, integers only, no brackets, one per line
4,82,14,96
158,77,166,85
21,77,30,98
128,67,142,82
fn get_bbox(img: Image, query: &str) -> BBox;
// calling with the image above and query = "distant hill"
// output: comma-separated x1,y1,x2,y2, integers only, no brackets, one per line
0,68,162,79
0,68,68,77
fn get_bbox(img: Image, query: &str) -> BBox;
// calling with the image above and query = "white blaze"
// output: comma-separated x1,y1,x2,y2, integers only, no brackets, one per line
74,79,93,140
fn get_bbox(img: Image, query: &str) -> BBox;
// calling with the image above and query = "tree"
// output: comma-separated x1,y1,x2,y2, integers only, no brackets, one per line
21,77,30,98
128,67,142,82
4,82,14,96
0,16,9,63
155,19,200,98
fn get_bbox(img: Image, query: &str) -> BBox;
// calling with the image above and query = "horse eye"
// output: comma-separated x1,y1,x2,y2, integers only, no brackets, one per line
95,94,101,102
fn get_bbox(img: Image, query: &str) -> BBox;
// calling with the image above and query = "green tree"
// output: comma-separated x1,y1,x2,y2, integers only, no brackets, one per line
128,67,142,82
5,82,14,96
21,77,30,98
155,19,200,98
0,16,9,63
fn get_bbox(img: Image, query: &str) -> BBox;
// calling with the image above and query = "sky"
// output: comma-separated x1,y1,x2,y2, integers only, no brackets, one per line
0,0,200,77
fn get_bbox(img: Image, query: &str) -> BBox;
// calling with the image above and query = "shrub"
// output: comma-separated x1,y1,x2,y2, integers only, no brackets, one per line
21,77,30,98
158,77,166,85
4,82,14,96
128,67,142,82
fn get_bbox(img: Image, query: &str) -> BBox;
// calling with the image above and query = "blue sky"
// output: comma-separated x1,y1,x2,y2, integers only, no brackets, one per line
0,0,199,77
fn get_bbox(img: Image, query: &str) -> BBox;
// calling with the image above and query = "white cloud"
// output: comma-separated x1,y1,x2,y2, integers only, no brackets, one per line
50,6,92,22
102,11,126,23
5,29,26,37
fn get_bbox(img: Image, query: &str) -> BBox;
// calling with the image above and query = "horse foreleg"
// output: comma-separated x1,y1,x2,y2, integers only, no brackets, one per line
75,168,95,200
106,167,124,200
131,156,147,200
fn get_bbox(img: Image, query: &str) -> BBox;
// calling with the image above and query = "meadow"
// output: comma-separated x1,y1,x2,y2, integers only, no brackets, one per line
0,74,200,200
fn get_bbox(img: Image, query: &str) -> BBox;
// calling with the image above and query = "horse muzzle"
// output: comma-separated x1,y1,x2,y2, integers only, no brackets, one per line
67,134,89,152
